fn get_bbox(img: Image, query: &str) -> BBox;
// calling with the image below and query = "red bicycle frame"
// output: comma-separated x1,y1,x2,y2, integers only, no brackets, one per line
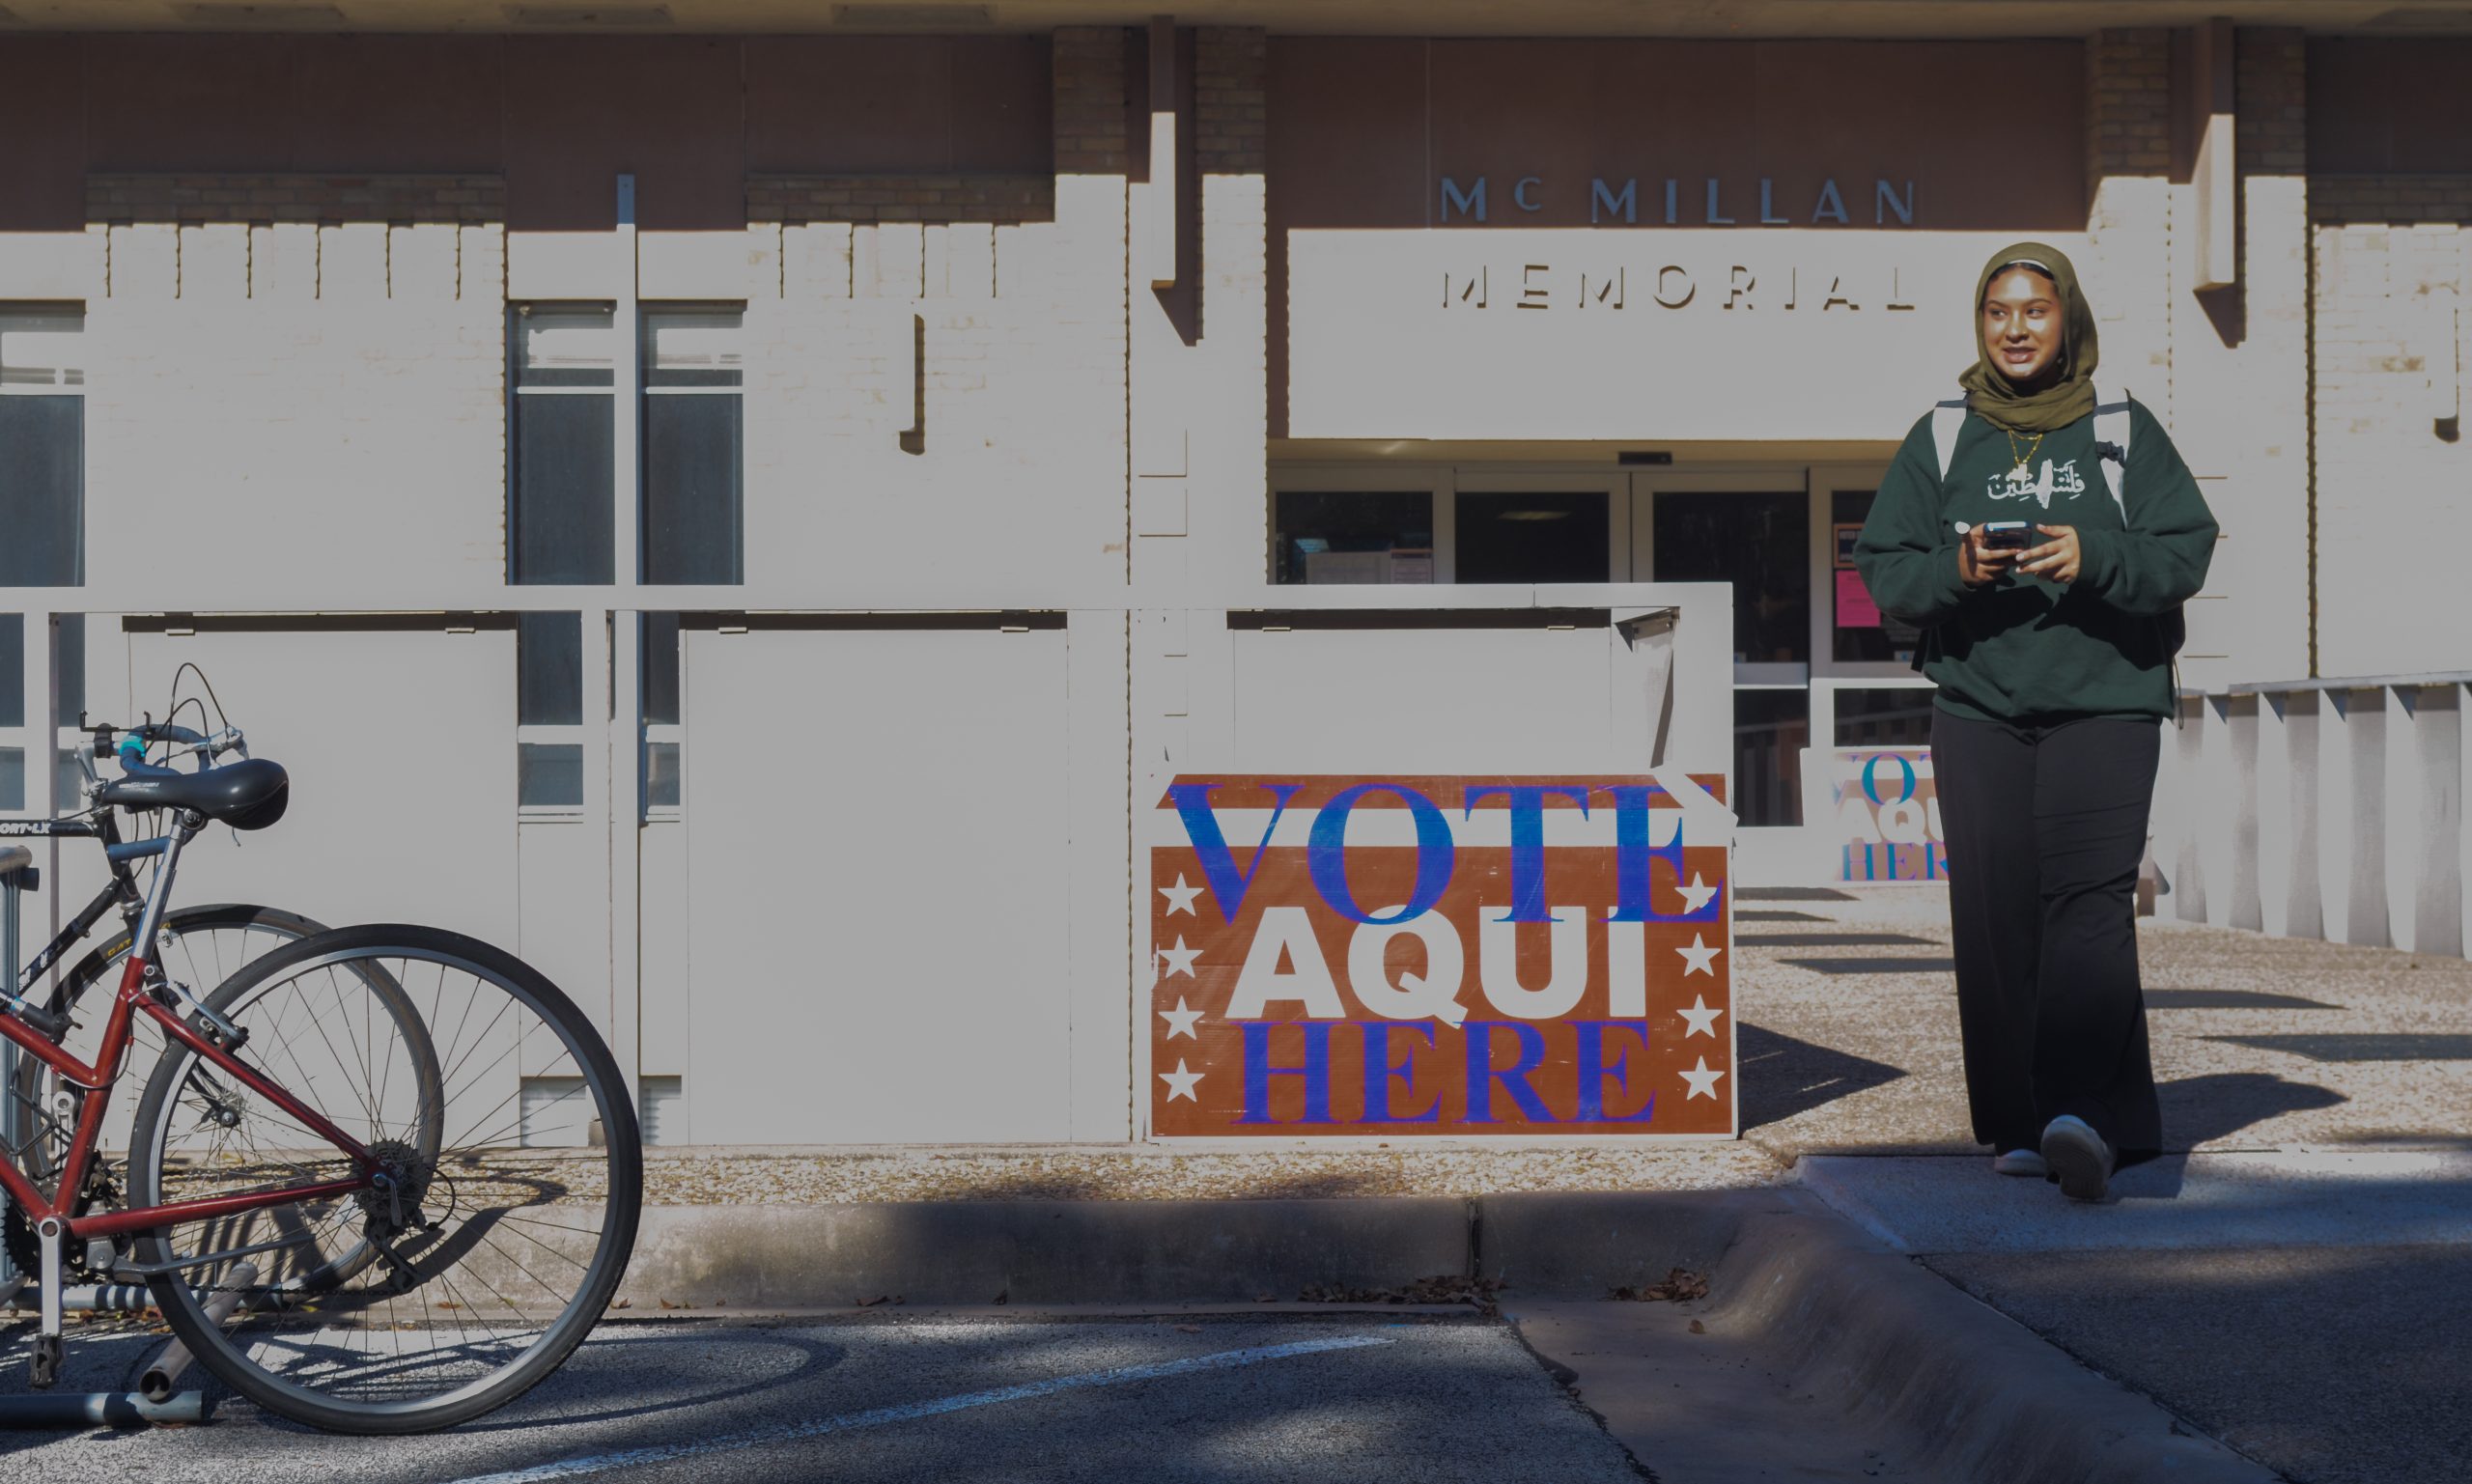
0,952,377,1246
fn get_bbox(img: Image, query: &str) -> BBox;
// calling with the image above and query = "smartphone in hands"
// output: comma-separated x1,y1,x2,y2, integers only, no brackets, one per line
1980,521,2034,551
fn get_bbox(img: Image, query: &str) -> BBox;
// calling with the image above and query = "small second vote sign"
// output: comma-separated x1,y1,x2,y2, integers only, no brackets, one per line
1146,774,1734,1138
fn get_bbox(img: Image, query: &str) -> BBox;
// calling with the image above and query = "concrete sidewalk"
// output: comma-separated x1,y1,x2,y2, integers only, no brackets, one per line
593,886,2471,1482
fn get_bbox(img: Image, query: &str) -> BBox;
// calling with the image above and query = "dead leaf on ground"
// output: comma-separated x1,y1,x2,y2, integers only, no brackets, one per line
1297,1274,1507,1316
1174,1324,1203,1334
1687,1319,1707,1334
1609,1268,1710,1303
610,1298,632,1310
856,1294,892,1308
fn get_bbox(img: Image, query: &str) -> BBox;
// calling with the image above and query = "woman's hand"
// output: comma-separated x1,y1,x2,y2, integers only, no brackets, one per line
2019,524,2082,583
1958,526,2018,588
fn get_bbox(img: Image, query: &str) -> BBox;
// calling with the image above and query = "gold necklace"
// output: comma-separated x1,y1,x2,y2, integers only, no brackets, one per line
2004,429,2045,480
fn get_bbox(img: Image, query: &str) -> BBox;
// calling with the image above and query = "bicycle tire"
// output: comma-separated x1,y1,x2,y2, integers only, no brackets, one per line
125,924,641,1435
6,904,329,1187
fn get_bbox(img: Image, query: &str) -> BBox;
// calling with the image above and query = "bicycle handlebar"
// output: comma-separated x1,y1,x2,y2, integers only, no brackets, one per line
86,721,248,775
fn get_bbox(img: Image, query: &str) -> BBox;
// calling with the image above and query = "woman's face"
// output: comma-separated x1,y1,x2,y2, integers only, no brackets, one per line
1980,266,2064,387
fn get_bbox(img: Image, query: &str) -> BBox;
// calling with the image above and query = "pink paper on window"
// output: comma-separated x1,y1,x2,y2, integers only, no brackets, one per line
1836,569,1882,629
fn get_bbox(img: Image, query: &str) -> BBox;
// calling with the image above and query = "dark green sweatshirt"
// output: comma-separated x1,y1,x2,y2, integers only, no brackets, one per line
1853,401,2218,723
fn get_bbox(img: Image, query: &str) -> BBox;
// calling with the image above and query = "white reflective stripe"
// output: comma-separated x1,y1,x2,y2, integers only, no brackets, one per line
2092,381,2131,521
1930,399,1967,482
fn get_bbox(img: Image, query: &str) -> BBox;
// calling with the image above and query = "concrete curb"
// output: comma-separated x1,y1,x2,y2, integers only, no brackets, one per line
609,1190,1792,1307
1662,1207,2279,1484
617,1197,1473,1307
604,1190,2277,1483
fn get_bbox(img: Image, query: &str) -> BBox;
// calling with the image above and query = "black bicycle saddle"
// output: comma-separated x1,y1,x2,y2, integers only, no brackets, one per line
98,757,291,831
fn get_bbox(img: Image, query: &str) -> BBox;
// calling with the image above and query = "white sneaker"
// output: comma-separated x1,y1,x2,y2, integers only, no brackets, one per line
1992,1149,2048,1177
2039,1114,2115,1202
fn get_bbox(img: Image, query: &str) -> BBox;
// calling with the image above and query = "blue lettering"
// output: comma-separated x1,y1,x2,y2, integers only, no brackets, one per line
1240,1022,1334,1125
1462,1022,1554,1124
1167,781,1302,922
1306,783,1456,926
1601,785,1716,923
1464,785,1588,923
1358,1022,1441,1124
1574,1022,1658,1123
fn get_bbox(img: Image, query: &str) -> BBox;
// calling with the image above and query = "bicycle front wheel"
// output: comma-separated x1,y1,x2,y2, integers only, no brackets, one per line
125,924,642,1435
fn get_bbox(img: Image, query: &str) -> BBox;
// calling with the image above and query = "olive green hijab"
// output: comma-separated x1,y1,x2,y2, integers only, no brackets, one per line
1957,240,2100,434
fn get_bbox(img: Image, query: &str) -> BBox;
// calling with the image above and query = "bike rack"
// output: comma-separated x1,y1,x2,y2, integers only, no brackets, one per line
1,847,210,1429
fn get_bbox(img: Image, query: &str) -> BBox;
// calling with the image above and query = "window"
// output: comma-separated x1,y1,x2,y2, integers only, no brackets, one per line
0,308,85,587
1651,490,1810,663
1454,490,1611,583
641,612,682,813
1272,490,1433,585
510,305,616,585
1835,686,1936,750
0,613,83,813
517,612,584,810
0,613,20,810
1735,688,1810,829
641,309,744,585
1830,490,1921,663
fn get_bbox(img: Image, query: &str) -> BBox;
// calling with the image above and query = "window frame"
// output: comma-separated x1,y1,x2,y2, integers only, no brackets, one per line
507,301,620,587
0,303,89,590
637,303,747,588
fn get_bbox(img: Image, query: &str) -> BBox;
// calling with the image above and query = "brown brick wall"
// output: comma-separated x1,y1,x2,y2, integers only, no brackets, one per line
2086,28,2173,196
1053,26,1132,174
88,174,503,226
1194,27,1267,176
745,174,1053,226
2311,176,2472,226
2237,28,2308,176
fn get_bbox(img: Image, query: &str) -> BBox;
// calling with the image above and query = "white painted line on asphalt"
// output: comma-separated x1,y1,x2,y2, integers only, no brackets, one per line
448,1332,1398,1484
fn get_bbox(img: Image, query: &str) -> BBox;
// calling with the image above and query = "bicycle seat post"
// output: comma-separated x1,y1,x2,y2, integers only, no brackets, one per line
127,812,202,979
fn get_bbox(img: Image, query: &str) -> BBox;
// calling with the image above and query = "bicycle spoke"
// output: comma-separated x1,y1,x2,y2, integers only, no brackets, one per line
126,931,636,1431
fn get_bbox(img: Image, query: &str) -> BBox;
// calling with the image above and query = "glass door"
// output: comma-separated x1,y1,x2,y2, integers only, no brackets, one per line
1807,465,1935,758
1627,470,1811,830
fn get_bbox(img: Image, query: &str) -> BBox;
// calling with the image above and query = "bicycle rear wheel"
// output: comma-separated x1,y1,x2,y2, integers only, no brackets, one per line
125,924,641,1434
6,904,327,1200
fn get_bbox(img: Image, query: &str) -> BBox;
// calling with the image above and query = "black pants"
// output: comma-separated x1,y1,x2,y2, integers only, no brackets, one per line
1931,708,2163,1160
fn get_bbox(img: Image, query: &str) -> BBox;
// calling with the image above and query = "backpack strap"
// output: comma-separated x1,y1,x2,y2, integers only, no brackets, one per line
2091,382,2132,523
1930,397,1969,482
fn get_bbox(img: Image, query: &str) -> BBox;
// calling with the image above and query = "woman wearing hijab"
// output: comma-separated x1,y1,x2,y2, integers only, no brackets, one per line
1853,243,2218,1202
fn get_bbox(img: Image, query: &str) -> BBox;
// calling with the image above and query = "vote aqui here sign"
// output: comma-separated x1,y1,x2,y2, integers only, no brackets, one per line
1146,775,1734,1138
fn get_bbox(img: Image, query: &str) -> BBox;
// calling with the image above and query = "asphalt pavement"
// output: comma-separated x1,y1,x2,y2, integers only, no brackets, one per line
0,1314,1650,1484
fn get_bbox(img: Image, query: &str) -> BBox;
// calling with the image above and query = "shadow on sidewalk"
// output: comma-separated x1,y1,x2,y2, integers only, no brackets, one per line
2138,1072,2349,1193
1737,1024,1907,1133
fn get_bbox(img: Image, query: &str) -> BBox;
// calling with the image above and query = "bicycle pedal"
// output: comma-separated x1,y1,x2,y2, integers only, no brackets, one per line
29,1335,62,1390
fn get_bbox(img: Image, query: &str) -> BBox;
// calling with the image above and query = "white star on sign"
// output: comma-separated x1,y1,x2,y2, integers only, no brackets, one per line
1675,873,1721,914
1680,1056,1727,1101
1159,1059,1204,1102
1159,997,1203,1040
1675,934,1723,976
1157,938,1202,979
1158,874,1204,917
1678,994,1725,1039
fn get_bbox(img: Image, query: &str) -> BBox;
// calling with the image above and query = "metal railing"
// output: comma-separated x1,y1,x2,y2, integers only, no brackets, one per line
2151,673,2468,959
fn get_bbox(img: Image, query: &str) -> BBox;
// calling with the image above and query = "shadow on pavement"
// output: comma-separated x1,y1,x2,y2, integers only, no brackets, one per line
2160,1071,2347,1146
458,1328,851,1434
1924,1243,2472,1484
1736,1024,1906,1133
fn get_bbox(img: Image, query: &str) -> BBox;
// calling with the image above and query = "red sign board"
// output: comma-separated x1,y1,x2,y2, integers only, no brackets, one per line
1146,775,1733,1138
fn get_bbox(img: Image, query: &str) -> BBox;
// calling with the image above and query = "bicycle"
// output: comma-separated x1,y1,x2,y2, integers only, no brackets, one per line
2,720,333,1234
0,717,643,1434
